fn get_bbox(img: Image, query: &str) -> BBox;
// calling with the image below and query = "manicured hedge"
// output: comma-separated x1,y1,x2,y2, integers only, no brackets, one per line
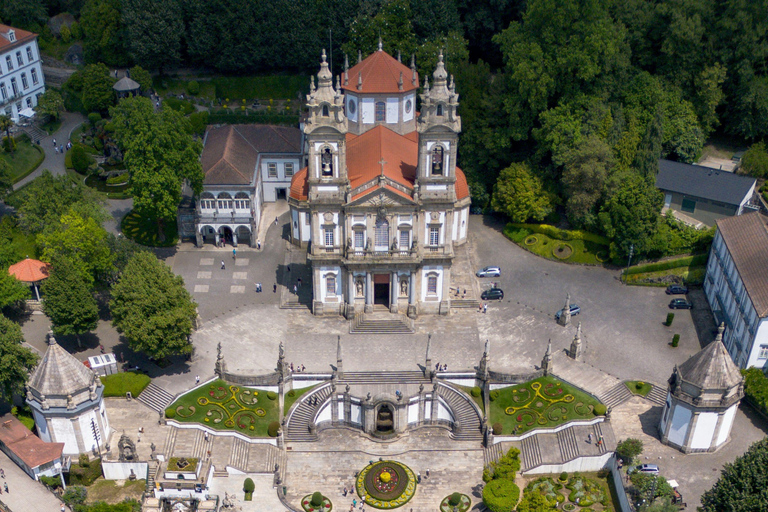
624,254,708,275
743,368,768,418
482,478,520,512
100,372,151,397
510,223,611,245
208,112,299,126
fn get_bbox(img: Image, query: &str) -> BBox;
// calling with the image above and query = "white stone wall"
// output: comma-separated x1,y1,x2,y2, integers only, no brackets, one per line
50,417,78,455
102,461,148,480
0,36,45,122
690,411,718,450
667,403,692,447
716,403,738,446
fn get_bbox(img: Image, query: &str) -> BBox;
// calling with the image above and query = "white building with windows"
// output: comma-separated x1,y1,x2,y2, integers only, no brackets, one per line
195,124,303,247
288,46,470,316
0,24,45,122
703,212,768,369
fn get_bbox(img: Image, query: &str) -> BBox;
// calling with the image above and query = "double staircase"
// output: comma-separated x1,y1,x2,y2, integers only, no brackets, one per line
137,384,175,413
349,312,414,334
285,383,334,442
517,422,614,472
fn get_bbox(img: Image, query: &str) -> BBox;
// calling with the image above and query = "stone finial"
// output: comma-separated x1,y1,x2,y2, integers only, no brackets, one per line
398,71,404,91
397,50,401,62
357,72,362,91
310,75,316,93
378,37,383,51
66,394,75,410
344,54,349,85
335,75,341,95
484,339,490,357
716,322,725,343
358,50,362,63
541,340,553,376
411,54,417,85
423,76,430,96
558,293,571,326
569,322,582,360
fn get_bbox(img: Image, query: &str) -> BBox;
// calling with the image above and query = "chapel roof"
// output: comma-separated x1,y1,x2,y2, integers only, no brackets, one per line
678,333,743,391
27,335,98,399
8,258,49,282
201,124,302,185
0,414,63,469
341,48,418,94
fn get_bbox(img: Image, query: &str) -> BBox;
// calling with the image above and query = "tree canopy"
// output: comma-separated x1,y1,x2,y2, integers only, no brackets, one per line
700,437,768,512
0,270,29,310
492,162,551,223
110,251,197,360
41,257,99,338
0,314,39,400
36,90,65,122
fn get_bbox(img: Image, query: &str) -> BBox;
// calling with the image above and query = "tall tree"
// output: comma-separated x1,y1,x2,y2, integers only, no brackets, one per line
600,175,662,260
35,90,65,123
81,63,116,113
0,270,29,310
700,437,768,512
342,0,418,58
0,115,14,154
633,106,664,177
128,65,152,93
41,257,99,339
0,159,12,200
110,251,197,360
561,136,614,228
491,162,551,223
122,0,183,72
0,314,39,400
80,0,127,66
110,97,204,234
0,0,47,29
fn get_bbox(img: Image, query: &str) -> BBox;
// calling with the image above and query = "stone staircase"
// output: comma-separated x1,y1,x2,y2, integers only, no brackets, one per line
451,298,480,309
280,294,308,310
646,385,667,407
22,125,47,144
162,427,178,457
145,459,159,493
483,442,504,468
516,421,615,472
437,383,484,442
599,382,633,409
556,427,580,462
520,436,542,469
211,436,233,477
228,437,250,471
349,312,414,334
138,383,175,413
340,371,428,385
285,383,333,442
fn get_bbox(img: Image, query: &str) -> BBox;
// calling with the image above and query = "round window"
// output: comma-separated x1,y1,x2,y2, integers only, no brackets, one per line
405,99,412,114
348,99,357,115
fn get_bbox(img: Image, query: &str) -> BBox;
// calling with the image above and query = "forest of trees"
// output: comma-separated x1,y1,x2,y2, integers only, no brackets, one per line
3,0,767,261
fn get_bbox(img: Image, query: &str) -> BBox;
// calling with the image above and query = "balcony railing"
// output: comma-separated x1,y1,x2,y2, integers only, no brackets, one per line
0,91,24,109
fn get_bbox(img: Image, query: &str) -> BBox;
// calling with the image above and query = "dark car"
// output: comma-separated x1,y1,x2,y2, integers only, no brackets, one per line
669,298,693,309
481,288,504,300
555,304,581,320
665,285,689,295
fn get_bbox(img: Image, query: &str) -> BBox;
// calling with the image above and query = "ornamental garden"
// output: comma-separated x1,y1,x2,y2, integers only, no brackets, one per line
523,473,615,511
165,379,279,437
489,376,605,435
355,460,418,509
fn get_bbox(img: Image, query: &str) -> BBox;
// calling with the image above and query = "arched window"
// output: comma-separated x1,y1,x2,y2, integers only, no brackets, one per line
234,192,250,210
321,147,334,177
431,146,444,175
200,192,215,210
436,104,443,116
217,192,233,210
375,101,386,122
322,104,329,117
326,275,336,295
374,218,389,251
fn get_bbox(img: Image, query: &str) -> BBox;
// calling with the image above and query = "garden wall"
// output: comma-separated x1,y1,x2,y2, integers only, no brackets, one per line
102,461,148,480
524,451,613,475
218,370,280,387
164,420,277,447
608,455,632,512
488,369,545,386
493,417,605,443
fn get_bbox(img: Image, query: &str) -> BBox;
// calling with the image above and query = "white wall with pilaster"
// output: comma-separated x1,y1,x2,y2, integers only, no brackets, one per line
716,404,738,446
667,404,692,447
690,412,718,450
50,417,78,455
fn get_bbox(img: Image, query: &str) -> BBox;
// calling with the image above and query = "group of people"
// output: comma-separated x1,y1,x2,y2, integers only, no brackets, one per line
289,363,305,373
52,138,71,155
0,468,9,494
434,362,448,372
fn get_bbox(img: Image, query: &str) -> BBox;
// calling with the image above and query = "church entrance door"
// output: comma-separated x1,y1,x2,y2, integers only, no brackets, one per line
373,273,389,307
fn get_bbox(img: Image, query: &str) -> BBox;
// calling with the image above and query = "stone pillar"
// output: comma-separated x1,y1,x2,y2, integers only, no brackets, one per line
249,229,257,248
541,340,553,376
407,271,417,318
558,293,571,326
232,231,238,247
195,230,203,248
569,322,582,360
330,384,338,425
425,333,433,379
430,383,439,424
390,272,398,313
439,265,451,315
347,273,355,318
709,410,728,451
365,272,373,313
418,384,426,423
681,410,701,454
343,385,352,426
336,336,344,379
214,232,220,246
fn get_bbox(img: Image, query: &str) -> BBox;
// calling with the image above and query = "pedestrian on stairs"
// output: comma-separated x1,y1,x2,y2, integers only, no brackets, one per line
587,433,592,444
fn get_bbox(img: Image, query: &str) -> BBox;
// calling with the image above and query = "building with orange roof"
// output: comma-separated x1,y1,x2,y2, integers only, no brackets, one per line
288,43,470,317
7,257,48,301
0,414,68,484
0,25,45,122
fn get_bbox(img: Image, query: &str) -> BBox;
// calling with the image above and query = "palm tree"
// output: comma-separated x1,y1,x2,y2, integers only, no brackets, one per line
0,115,13,153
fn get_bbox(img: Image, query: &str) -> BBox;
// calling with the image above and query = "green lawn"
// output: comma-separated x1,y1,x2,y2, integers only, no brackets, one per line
489,376,603,435
285,385,315,413
153,77,217,102
458,385,485,413
121,210,178,247
1,135,45,183
212,75,306,101
503,224,610,266
625,380,652,397
41,118,63,135
166,379,279,438
100,372,151,397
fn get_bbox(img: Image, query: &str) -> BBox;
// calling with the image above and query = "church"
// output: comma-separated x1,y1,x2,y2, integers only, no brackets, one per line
288,44,471,317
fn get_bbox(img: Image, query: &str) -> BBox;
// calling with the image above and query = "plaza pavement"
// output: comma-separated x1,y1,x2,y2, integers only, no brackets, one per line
0,449,65,512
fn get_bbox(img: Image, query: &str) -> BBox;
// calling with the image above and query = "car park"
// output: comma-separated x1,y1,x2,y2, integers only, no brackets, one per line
481,288,504,300
669,298,693,309
476,266,501,278
665,285,688,295
554,304,581,320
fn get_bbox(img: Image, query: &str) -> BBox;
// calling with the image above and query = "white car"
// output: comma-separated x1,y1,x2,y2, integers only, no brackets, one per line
476,266,501,278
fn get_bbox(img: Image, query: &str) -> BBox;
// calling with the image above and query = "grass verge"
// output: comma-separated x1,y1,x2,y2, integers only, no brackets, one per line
66,458,103,486
458,385,485,414
503,224,610,266
100,372,151,397
623,254,708,286
489,376,603,436
121,210,178,247
212,75,306,101
1,135,45,183
285,385,315,413
625,381,652,397
85,478,145,504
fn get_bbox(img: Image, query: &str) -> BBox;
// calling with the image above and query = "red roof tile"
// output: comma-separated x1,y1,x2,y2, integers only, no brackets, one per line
456,168,469,200
342,50,418,94
0,414,63,469
8,258,49,282
347,125,417,190
0,25,37,53
289,167,309,201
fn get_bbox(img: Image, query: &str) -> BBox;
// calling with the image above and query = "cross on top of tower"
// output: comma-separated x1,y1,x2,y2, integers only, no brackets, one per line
378,157,387,176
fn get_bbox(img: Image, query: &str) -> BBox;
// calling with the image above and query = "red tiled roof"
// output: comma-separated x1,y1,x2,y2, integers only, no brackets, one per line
8,258,49,282
289,167,309,201
347,125,417,190
0,415,63,470
0,25,37,53
456,168,469,200
341,50,418,94
351,184,415,203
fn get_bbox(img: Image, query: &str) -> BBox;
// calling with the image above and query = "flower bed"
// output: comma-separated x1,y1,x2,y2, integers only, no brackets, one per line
355,460,417,509
440,493,471,512
166,379,279,438
302,493,333,512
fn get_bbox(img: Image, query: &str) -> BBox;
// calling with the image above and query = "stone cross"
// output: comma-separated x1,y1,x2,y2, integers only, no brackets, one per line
378,157,387,177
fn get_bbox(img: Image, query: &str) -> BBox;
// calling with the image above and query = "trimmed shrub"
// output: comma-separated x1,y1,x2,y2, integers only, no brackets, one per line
40,475,62,489
87,112,102,126
287,389,296,397
665,313,675,326
482,479,520,512
510,223,611,245
635,382,645,391
559,471,568,482
70,144,93,174
62,486,87,507
267,391,277,400
672,334,680,347
449,492,462,506
165,407,177,419
593,404,607,416
471,386,482,397
311,492,324,507
78,453,90,467
208,112,299,126
490,389,500,401
187,80,201,96
243,477,255,493
267,421,280,437
492,422,502,435
624,254,708,276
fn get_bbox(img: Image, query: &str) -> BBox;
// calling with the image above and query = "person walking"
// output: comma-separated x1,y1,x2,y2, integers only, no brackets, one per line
195,375,200,384
273,283,277,293
221,260,226,270
275,216,279,225
233,248,237,260
4,482,8,493
257,239,261,250
293,284,297,294
483,303,488,314
587,433,593,444
53,138,56,147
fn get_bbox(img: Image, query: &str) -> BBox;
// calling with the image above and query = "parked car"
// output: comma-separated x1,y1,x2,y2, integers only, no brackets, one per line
481,288,504,300
669,298,693,309
476,266,501,278
665,285,689,295
630,464,660,475
554,304,581,320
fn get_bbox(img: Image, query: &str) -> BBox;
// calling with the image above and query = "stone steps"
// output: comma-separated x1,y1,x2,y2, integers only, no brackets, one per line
350,313,414,334
451,298,480,309
228,437,249,472
145,460,159,493
23,125,47,144
646,385,667,407
285,384,333,442
599,382,633,409
137,383,175,413
520,436,542,469
556,427,580,462
339,371,429,384
439,383,483,442
162,427,178,458
483,442,504,468
210,436,233,477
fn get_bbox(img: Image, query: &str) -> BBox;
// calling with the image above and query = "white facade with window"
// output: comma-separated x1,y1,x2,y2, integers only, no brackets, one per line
0,25,45,122
703,213,768,369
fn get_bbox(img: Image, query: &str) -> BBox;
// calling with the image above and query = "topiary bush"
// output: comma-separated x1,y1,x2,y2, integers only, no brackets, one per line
672,334,680,347
311,492,323,507
665,312,675,326
243,477,255,493
449,492,462,506
165,407,177,419
187,80,200,95
482,478,520,512
489,389,500,401
559,471,568,482
593,404,607,416
267,391,277,400
492,422,502,435
267,420,280,437
287,389,296,397
88,112,102,126
70,144,93,174
471,386,482,397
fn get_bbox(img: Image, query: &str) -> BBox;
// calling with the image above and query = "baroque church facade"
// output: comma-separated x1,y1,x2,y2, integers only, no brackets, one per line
288,44,470,316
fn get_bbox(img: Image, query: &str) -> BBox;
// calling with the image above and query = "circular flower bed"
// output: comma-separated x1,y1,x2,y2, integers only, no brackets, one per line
355,460,417,509
301,493,333,512
595,250,609,263
439,493,471,512
552,243,573,260
524,235,538,246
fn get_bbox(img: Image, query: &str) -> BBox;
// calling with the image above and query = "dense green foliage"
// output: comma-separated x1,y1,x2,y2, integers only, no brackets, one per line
741,142,768,179
0,314,39,400
482,478,520,512
0,268,30,309
742,368,768,418
41,256,99,337
616,438,644,464
700,437,768,512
